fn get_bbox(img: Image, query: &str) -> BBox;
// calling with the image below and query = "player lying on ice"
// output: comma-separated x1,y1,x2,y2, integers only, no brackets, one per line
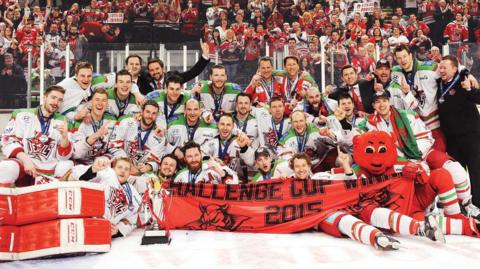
303,131,480,250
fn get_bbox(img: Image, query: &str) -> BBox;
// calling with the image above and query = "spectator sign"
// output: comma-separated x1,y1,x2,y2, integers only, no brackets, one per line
353,0,379,14
105,13,124,24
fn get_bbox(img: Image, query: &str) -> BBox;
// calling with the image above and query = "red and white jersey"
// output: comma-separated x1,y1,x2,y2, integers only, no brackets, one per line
467,1,479,17
243,36,261,61
443,22,469,43
111,115,166,173
231,22,248,35
275,70,317,102
70,113,125,164
94,167,141,232
1,108,73,171
358,109,434,160
384,23,407,35
351,55,375,78
406,21,430,37
244,75,284,104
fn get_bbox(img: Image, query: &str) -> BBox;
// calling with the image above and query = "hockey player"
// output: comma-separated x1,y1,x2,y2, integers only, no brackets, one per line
277,56,317,103
70,88,123,164
358,92,480,220
330,131,480,241
244,56,284,105
326,93,362,154
295,87,337,127
112,100,166,176
201,114,255,181
57,62,94,121
277,110,336,171
389,44,478,151
58,62,144,121
254,96,291,154
0,85,73,187
251,147,293,182
191,65,242,121
74,157,142,237
166,98,217,159
146,75,192,129
106,70,141,118
289,153,445,250
158,154,179,181
233,93,259,149
174,142,238,184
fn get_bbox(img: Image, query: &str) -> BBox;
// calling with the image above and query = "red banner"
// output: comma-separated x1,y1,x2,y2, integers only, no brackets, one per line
164,175,415,233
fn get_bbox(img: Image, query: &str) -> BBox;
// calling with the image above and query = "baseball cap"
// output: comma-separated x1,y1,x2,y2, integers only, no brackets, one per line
376,59,390,69
372,91,391,102
255,147,271,160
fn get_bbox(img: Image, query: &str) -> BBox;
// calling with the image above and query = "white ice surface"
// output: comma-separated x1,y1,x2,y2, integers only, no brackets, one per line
2,229,480,269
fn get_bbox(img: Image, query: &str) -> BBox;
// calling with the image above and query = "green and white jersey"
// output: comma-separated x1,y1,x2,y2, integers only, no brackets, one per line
233,112,260,150
325,114,362,154
251,160,293,182
146,90,192,129
277,123,336,166
295,97,338,127
166,115,218,154
252,106,291,154
201,135,255,178
57,73,140,121
57,77,92,121
112,115,167,173
106,87,140,118
2,108,73,171
198,80,242,121
174,161,239,184
390,60,440,130
70,113,124,164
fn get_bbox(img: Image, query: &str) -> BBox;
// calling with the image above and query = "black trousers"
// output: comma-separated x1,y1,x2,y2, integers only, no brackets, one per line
446,134,480,206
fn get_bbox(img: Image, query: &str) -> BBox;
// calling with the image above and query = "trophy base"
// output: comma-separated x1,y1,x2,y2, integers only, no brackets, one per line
141,230,170,245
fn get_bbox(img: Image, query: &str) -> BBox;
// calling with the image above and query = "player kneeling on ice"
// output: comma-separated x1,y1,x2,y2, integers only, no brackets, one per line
71,157,142,237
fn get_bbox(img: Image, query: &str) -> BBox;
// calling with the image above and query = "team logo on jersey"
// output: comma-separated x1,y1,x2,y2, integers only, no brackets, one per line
414,87,427,108
89,139,106,156
126,141,140,159
26,133,55,161
265,129,279,147
23,115,30,124
107,187,128,217
134,151,149,164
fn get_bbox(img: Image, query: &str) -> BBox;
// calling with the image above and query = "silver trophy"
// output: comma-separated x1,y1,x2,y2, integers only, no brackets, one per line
141,182,170,245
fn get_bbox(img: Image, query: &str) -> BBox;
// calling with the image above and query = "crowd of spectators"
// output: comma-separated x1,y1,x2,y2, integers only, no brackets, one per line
1,0,480,106
199,0,480,84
